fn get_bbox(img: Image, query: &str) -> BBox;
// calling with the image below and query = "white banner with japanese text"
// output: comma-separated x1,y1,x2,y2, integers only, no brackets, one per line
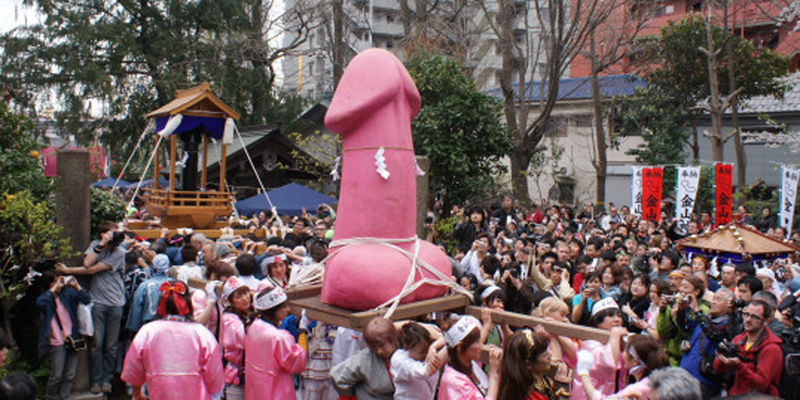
631,166,643,216
780,166,799,237
675,166,701,234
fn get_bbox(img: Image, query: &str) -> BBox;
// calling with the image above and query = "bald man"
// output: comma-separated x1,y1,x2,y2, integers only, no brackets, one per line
331,318,397,400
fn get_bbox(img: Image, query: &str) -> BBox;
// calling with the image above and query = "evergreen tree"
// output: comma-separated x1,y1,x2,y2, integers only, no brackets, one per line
406,54,513,207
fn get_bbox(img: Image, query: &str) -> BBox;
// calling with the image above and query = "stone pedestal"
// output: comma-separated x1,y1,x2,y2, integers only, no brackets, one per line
56,149,91,264
415,156,431,239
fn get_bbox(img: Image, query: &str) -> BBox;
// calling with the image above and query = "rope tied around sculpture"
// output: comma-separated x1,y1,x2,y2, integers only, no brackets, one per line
320,235,473,319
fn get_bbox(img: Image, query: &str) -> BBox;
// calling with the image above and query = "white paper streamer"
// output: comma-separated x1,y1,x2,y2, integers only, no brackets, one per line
415,159,426,176
331,156,341,181
223,118,235,144
157,114,183,137
175,152,189,169
375,147,390,179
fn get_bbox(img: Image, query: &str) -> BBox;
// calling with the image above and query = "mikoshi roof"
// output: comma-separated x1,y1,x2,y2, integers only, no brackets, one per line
146,82,241,120
676,223,799,257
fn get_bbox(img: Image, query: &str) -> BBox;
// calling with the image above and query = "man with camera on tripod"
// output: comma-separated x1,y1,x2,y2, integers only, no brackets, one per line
713,299,783,397
57,220,127,395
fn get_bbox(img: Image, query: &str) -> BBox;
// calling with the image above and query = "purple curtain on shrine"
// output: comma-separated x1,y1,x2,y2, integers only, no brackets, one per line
155,115,226,139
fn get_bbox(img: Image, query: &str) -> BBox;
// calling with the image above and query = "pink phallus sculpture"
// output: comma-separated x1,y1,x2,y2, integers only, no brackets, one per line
320,49,452,310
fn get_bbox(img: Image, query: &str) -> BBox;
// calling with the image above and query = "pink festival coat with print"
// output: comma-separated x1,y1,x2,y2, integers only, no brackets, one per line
570,340,622,400
121,319,224,400
221,312,246,385
244,318,307,400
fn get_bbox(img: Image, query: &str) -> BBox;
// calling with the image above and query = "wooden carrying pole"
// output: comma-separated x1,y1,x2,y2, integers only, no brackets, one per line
219,143,227,191
153,139,160,187
465,306,610,343
201,134,208,189
169,135,177,193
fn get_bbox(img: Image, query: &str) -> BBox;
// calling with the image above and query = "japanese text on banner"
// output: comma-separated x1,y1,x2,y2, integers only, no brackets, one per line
641,167,663,222
675,166,700,233
715,163,733,226
780,166,799,238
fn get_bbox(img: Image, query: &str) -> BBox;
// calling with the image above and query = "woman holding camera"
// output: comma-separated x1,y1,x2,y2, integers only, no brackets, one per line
571,272,604,326
37,271,91,400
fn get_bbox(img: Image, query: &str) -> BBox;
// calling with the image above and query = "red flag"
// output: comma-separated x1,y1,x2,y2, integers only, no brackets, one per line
641,167,663,222
715,163,733,226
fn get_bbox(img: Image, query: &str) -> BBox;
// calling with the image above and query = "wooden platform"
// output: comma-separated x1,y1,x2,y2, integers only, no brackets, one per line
188,279,611,343
288,294,472,330
126,227,264,240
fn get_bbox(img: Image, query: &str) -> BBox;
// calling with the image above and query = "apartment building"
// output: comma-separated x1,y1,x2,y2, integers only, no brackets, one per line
280,0,548,97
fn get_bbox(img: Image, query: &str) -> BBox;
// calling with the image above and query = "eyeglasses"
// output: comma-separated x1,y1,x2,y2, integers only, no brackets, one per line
742,312,764,321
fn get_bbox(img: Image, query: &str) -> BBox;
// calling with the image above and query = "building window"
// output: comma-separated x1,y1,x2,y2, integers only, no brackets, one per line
386,14,394,22
386,40,394,49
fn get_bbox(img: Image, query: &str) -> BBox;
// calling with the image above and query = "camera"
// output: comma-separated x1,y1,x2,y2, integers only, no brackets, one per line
717,340,739,358
647,251,663,263
108,231,126,248
731,299,747,309
425,216,434,224
664,294,679,305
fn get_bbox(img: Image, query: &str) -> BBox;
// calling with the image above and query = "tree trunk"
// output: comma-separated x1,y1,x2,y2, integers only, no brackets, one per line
332,0,345,88
690,120,699,162
511,151,533,202
723,0,746,189
704,0,724,162
590,36,607,208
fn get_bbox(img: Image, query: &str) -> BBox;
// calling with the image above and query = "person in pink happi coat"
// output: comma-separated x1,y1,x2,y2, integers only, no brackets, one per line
220,277,252,400
244,285,306,400
121,280,224,400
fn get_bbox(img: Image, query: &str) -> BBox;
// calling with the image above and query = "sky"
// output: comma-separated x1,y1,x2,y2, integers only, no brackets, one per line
0,0,40,34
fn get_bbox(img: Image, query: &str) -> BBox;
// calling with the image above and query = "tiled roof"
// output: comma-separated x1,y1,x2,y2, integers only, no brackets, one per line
486,74,645,102
737,72,800,114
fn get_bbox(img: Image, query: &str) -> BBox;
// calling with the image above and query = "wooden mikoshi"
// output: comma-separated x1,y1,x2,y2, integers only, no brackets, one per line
142,83,239,230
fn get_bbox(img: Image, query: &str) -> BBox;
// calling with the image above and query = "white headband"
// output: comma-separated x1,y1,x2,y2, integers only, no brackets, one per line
254,287,287,311
265,253,287,264
591,297,620,317
722,264,735,272
444,316,479,347
481,285,501,300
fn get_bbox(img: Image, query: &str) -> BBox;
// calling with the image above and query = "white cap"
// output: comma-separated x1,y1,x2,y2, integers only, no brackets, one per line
480,285,502,301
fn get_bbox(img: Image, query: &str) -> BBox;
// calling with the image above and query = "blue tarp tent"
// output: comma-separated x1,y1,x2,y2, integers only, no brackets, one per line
131,177,170,189
91,178,130,189
235,183,337,217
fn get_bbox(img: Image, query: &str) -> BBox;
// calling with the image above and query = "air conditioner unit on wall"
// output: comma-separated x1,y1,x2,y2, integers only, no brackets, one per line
555,166,574,176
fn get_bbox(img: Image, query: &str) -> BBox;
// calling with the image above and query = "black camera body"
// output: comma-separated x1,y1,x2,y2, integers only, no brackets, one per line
717,340,739,358
731,298,747,309
109,231,126,248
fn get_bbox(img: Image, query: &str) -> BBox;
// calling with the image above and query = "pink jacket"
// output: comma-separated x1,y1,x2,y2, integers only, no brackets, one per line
221,312,246,385
571,340,621,400
121,319,224,400
192,290,219,333
244,318,307,400
438,366,490,400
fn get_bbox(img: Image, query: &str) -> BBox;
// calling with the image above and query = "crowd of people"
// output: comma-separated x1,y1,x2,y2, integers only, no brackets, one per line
14,196,800,400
